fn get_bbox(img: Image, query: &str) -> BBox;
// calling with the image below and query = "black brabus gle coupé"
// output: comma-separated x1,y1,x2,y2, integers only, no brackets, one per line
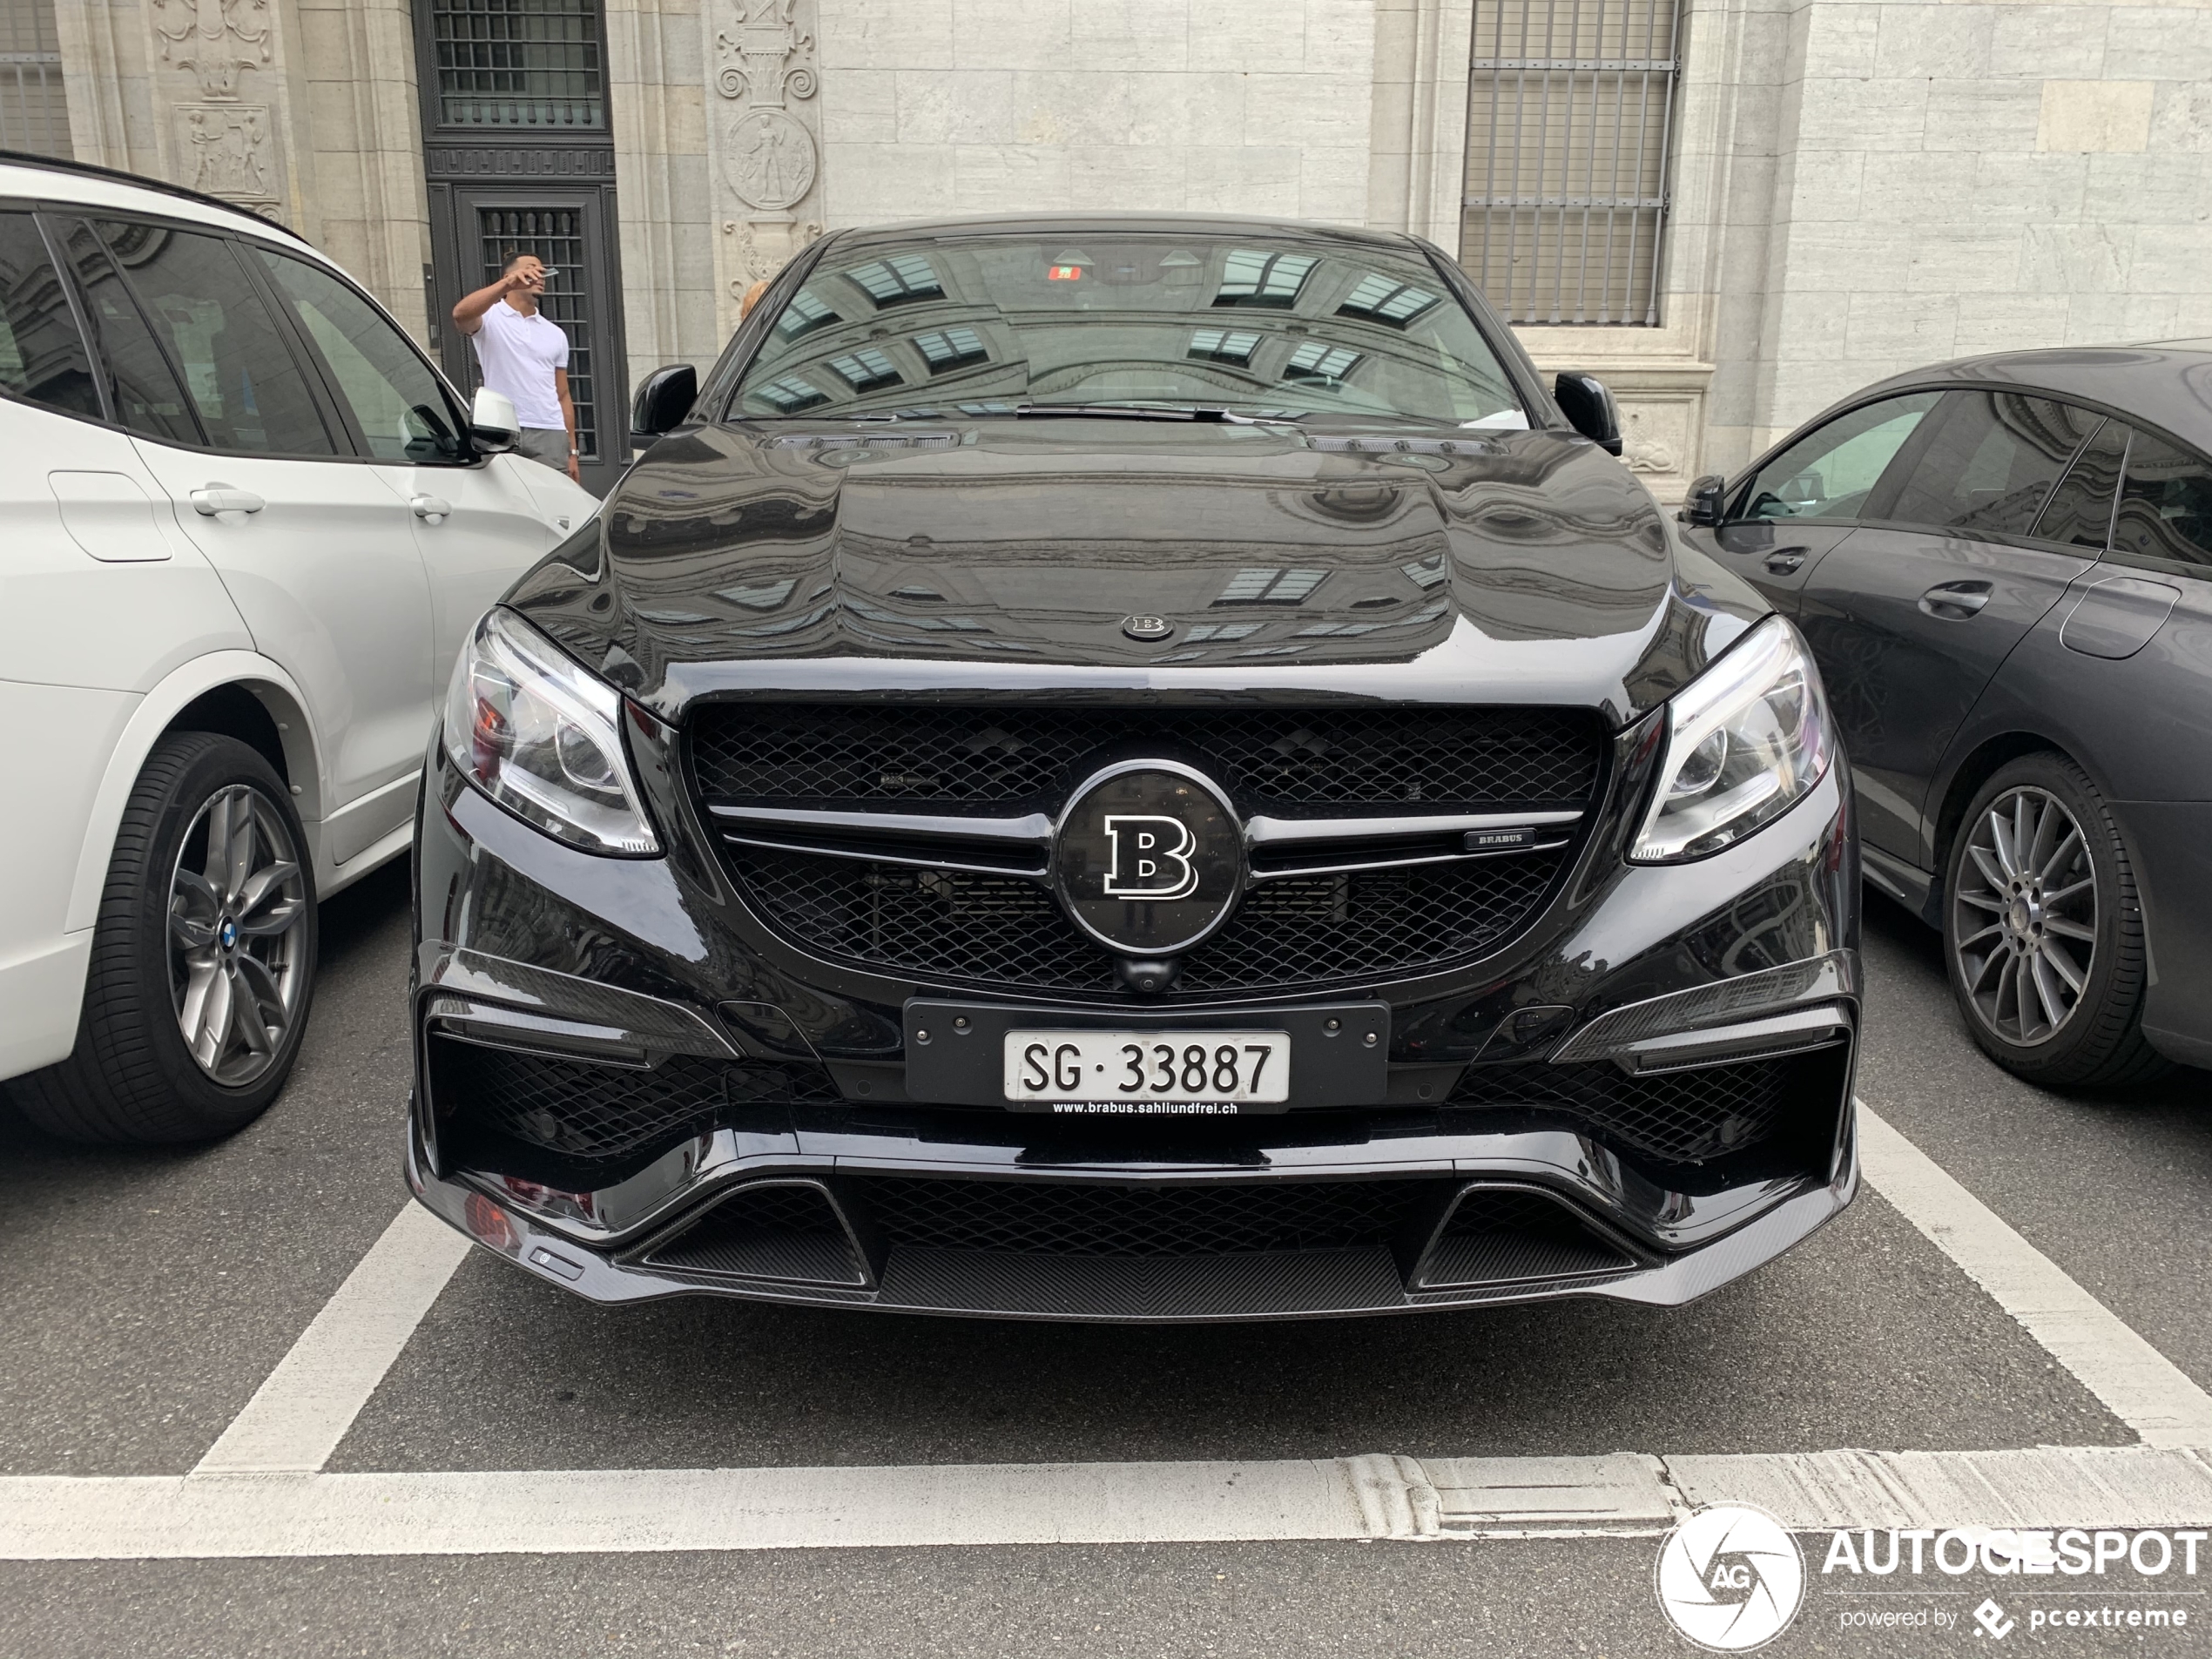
408,214,1861,1321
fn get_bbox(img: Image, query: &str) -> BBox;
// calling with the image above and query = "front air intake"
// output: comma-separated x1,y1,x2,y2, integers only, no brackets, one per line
1448,1046,1849,1163
426,1034,840,1169
642,1180,871,1288
1413,1184,1639,1290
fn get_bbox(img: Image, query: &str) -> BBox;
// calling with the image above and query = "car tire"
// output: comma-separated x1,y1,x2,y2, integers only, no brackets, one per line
1942,751,2170,1089
6,732,319,1143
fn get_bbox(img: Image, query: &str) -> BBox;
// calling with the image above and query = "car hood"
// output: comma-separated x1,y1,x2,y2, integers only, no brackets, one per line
508,419,1766,727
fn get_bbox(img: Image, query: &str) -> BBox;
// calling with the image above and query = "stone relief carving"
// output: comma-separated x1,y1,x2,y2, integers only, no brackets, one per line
1619,398,1695,483
717,0,816,107
1623,433,1680,475
729,218,824,285
151,0,272,101
725,108,817,212
177,104,276,199
710,0,826,294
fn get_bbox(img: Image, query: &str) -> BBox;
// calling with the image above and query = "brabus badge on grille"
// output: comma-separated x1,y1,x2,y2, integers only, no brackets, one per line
1054,762,1242,955
1103,816,1199,900
1121,615,1174,641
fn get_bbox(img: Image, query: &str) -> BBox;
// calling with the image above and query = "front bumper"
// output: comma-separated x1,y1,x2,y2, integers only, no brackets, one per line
407,1097,1858,1321
408,720,1860,1322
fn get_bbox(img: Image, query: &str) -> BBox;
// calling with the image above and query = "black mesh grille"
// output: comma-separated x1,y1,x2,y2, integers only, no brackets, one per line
690,704,1602,815
1179,858,1564,991
1449,1051,1837,1163
428,1036,839,1163
725,847,1568,994
728,853,1114,989
863,1177,1439,1257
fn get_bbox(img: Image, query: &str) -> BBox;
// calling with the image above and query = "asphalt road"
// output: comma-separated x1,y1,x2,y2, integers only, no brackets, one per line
3,867,2208,1658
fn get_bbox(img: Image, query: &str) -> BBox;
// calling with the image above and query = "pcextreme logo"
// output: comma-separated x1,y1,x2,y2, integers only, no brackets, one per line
1656,1505,1807,1651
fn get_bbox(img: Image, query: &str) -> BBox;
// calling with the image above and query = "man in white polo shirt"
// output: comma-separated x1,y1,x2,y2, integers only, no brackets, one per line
451,253,580,482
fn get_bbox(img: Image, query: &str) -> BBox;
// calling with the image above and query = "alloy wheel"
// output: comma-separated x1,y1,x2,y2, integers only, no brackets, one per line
1951,786,2098,1049
166,784,309,1086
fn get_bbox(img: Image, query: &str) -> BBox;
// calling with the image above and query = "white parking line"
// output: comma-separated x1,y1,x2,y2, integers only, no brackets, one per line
5,1447,2210,1560
1856,1102,2212,1449
192,1204,471,1476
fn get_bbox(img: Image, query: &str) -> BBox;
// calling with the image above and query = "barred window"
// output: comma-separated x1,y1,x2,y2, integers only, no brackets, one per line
0,0,71,159
430,0,603,129
1463,0,1682,326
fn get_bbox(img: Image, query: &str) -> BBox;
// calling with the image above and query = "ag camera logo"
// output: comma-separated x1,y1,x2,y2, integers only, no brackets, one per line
1656,1504,1806,1651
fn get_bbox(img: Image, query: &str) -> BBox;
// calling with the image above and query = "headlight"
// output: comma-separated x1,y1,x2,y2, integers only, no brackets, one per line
442,607,660,855
1630,615,1832,863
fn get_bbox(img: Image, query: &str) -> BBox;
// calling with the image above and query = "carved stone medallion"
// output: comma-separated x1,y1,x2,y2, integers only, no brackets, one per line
721,106,818,211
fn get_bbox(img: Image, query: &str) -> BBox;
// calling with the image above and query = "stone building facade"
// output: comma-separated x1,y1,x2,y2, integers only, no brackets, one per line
13,0,2212,496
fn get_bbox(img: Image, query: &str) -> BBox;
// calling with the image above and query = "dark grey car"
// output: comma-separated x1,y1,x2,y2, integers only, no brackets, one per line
1682,343,2212,1088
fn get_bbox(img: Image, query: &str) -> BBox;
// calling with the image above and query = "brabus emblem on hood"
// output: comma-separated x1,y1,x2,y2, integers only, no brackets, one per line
1121,615,1174,641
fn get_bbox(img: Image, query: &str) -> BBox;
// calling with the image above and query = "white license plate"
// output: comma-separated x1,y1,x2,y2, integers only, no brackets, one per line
1004,1030,1292,1104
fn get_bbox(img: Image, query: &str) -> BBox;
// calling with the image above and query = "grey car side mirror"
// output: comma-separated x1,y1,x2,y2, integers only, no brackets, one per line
1553,372,1623,456
469,387,520,455
631,364,699,441
1682,474,1729,527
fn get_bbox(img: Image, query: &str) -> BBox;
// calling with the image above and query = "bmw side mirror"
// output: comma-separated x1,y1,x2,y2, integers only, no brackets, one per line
631,363,699,442
469,387,520,455
1682,474,1729,527
1553,372,1623,456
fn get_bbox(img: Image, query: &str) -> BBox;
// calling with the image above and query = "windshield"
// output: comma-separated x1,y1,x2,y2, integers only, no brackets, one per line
730,234,1525,427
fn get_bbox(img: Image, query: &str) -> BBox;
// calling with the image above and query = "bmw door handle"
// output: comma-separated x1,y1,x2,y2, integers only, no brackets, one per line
189,486,264,516
410,494,453,524
1919,581,1992,619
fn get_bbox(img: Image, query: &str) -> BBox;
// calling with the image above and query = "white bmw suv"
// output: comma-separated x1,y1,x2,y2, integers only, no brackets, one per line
0,153,594,1143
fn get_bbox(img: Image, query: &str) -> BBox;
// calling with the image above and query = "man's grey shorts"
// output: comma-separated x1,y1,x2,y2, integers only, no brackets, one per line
516,427,570,470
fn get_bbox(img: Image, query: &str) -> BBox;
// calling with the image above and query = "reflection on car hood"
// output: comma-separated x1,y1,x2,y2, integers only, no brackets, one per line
504,420,1767,725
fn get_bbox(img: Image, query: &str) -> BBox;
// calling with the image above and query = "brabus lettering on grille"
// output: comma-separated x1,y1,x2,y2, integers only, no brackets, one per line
1103,815,1198,900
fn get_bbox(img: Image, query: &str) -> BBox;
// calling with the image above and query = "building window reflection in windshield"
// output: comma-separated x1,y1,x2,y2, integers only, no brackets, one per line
732,236,1523,428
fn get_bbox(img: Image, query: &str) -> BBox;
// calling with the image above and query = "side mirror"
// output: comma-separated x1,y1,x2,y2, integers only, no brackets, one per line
469,387,519,455
631,363,698,441
1682,473,1729,527
1553,372,1623,456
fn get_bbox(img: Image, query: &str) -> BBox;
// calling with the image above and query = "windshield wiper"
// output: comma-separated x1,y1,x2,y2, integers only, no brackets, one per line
1011,402,1301,424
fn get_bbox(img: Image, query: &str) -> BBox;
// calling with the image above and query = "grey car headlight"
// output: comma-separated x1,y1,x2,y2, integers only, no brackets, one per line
1630,615,1833,863
442,607,661,856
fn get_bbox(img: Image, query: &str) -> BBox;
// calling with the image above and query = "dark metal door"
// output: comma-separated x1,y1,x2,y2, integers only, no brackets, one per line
1793,391,2103,865
1700,519,1860,615
413,0,629,495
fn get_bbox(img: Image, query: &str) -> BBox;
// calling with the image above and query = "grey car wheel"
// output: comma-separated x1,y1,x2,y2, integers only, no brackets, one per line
1950,785,2096,1049
167,783,310,1086
1942,752,2169,1089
